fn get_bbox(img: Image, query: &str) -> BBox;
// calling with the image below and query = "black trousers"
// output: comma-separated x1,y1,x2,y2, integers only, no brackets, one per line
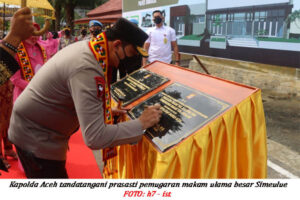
15,146,68,178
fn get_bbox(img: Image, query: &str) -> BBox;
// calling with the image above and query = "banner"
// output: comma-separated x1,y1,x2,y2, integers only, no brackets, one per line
122,0,300,68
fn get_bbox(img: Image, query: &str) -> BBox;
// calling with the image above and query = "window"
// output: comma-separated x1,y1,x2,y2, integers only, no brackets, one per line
234,12,245,22
228,13,234,21
255,12,260,21
246,12,253,21
260,11,266,18
278,9,285,17
173,16,185,36
193,15,205,23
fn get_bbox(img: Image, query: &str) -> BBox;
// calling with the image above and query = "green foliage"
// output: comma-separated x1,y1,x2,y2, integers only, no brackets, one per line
179,35,203,41
48,0,109,30
49,0,108,9
213,14,221,26
35,16,45,27
256,29,267,36
286,9,300,29
210,37,226,42
286,10,300,23
6,21,10,30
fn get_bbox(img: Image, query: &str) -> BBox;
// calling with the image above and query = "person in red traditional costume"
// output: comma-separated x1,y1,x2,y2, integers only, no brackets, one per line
0,80,16,169
0,7,34,174
10,23,48,103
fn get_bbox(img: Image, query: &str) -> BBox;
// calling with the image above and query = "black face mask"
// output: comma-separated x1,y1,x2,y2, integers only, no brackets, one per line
92,29,101,37
65,30,70,36
154,16,162,24
115,45,140,69
81,29,87,36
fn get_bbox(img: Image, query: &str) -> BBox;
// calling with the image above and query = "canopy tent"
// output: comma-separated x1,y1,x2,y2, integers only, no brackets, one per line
0,0,55,19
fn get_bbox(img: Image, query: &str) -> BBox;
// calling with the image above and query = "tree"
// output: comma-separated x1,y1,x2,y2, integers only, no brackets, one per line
287,9,300,29
65,0,76,31
48,0,65,31
54,0,64,31
49,0,108,31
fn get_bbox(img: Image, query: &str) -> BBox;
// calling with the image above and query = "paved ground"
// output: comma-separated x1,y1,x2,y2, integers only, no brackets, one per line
262,94,300,178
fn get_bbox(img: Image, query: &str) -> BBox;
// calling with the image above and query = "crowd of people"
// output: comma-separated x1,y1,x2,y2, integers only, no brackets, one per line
0,7,179,178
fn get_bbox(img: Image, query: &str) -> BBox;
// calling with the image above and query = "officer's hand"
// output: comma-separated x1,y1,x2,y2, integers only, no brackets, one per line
5,7,34,46
139,103,162,130
112,108,127,116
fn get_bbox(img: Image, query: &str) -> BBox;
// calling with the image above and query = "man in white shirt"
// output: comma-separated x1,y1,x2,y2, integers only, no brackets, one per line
142,10,180,66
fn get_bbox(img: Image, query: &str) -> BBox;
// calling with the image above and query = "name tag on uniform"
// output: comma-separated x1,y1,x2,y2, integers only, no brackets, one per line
164,37,168,44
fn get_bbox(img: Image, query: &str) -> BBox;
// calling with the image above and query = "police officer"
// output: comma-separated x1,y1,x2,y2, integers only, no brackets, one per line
112,18,143,83
89,20,103,40
8,18,162,178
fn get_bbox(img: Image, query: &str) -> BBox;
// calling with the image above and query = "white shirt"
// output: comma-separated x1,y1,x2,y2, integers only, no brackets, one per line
145,25,177,63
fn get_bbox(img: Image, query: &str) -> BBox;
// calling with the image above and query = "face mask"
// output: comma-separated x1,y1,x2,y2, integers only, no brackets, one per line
154,16,162,24
81,29,87,36
115,45,139,69
65,30,70,36
92,29,101,37
118,55,140,72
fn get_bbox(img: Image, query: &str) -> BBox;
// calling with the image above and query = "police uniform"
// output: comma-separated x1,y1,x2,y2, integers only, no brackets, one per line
58,28,76,50
88,20,103,40
8,18,149,178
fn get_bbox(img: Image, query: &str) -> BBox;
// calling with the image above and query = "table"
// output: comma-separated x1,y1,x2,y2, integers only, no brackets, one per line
103,61,267,178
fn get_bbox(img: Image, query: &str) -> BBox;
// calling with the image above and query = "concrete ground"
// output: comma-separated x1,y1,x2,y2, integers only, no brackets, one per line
263,94,300,178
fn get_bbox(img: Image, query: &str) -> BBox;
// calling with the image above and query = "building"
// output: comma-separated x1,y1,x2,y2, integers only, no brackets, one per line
289,0,300,38
121,0,299,67
75,0,122,25
170,3,206,38
206,1,293,38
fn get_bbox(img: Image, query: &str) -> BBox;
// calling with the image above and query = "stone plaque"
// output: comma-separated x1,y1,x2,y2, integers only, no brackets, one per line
128,83,232,152
111,69,169,106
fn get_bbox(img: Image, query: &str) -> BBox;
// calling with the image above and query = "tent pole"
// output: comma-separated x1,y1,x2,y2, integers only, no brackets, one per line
21,0,27,8
2,3,5,38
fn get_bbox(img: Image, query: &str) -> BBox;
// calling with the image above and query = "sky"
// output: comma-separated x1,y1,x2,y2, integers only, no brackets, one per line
292,0,300,10
207,0,291,10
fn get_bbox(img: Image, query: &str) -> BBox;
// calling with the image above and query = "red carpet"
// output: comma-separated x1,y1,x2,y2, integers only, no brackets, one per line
0,130,102,179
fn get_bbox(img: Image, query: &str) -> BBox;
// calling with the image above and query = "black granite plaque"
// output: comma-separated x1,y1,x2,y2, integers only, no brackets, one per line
111,69,169,106
128,83,232,152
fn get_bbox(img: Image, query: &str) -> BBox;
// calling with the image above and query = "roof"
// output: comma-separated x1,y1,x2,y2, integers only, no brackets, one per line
87,0,122,17
75,13,122,24
75,0,122,24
